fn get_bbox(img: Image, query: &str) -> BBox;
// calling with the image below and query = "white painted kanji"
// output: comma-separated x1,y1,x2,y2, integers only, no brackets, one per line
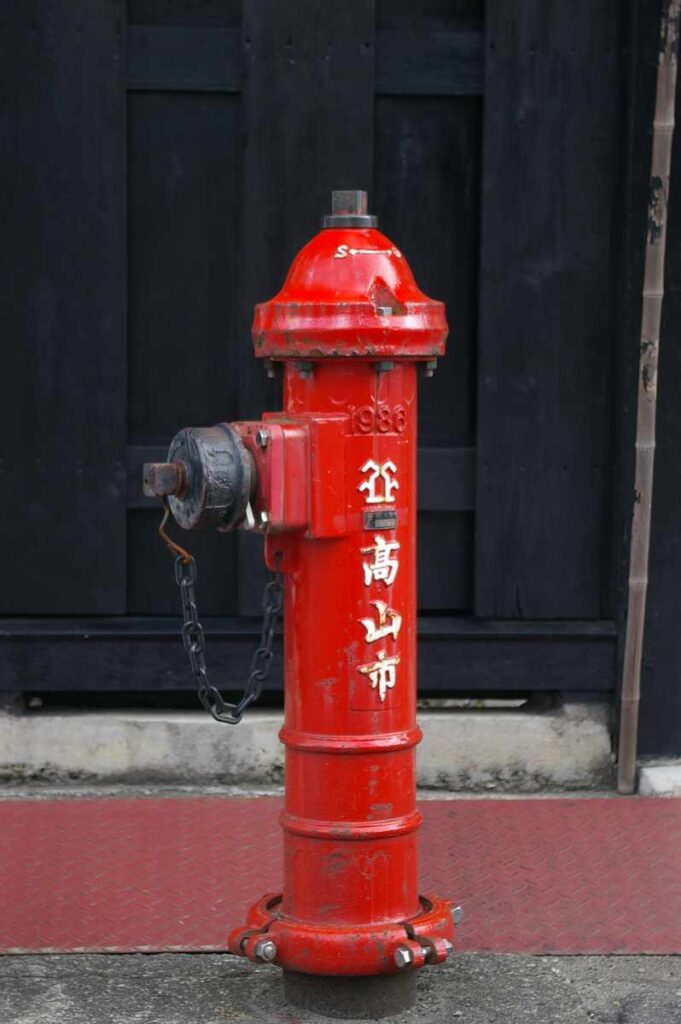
361,535,400,587
359,600,402,643
358,650,400,702
358,459,399,505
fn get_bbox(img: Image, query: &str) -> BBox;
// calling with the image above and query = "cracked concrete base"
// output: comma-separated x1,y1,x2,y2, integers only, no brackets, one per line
0,702,613,792
1,953,680,1024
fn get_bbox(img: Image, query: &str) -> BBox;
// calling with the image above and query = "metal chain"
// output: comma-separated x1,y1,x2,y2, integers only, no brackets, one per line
159,501,283,724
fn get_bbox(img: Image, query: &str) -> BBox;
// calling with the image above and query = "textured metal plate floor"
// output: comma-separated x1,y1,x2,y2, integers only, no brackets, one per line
1,796,680,954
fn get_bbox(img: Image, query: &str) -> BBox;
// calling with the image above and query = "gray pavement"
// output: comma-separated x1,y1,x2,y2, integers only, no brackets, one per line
1,953,681,1024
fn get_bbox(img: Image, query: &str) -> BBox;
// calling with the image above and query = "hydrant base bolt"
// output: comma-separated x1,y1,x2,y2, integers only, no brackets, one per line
259,511,270,528
254,938,277,962
452,905,464,925
393,946,414,970
423,359,438,378
255,428,270,449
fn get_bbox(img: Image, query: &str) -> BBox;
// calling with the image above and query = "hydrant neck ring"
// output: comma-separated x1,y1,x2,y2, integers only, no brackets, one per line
321,213,378,228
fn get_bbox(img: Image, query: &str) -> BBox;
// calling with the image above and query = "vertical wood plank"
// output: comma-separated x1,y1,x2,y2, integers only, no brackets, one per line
0,1,127,613
374,95,481,451
475,0,625,619
126,91,242,615
374,92,481,613
237,0,376,614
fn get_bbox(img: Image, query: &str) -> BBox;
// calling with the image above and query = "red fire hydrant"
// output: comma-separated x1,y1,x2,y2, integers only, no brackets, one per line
144,191,454,1017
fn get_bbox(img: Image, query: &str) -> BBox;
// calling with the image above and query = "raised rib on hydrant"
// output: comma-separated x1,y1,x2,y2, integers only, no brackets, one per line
143,191,454,1013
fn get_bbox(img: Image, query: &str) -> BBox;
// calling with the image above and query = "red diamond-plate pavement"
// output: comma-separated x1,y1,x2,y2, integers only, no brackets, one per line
0,796,679,954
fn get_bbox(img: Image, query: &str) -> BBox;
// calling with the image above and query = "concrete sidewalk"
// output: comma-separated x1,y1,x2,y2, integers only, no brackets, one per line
2,952,681,1024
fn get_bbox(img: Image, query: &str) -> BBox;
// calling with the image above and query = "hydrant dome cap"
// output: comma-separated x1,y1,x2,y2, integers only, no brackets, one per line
252,226,448,361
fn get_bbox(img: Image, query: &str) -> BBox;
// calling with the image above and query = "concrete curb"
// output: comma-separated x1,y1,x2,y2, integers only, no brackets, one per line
638,762,681,796
418,703,613,791
0,702,613,792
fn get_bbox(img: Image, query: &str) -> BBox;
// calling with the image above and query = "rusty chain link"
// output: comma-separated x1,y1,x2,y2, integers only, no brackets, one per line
159,500,283,725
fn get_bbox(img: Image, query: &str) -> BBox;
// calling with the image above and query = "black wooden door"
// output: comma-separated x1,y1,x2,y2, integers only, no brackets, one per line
2,0,667,733
125,0,482,625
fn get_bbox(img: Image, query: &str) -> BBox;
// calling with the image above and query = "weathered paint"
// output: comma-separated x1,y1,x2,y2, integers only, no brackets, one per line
251,225,447,361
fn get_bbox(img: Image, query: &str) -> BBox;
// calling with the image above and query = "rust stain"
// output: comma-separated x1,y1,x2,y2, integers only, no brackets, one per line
328,826,354,839
368,803,393,820
325,852,349,875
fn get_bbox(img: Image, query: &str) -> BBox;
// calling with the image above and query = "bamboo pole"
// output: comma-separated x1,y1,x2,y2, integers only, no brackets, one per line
618,0,681,794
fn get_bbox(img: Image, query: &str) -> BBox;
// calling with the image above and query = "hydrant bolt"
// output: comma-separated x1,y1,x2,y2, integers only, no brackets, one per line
255,428,270,449
254,938,277,962
295,360,314,378
394,947,414,970
452,906,464,925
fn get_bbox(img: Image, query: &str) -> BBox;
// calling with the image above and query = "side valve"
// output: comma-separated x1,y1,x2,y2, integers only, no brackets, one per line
142,423,282,726
143,423,255,531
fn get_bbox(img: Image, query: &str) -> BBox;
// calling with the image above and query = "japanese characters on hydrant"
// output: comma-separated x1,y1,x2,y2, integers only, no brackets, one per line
358,459,402,702
143,191,455,1016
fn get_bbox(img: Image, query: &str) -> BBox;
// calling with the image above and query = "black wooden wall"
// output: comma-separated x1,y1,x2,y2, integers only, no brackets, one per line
1,1,677,755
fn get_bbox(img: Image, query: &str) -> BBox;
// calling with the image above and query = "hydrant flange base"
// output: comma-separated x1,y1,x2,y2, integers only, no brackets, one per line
228,892,455,976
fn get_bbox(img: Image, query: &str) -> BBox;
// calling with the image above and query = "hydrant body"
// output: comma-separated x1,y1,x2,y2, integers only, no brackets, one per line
145,192,454,1013
230,196,453,981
